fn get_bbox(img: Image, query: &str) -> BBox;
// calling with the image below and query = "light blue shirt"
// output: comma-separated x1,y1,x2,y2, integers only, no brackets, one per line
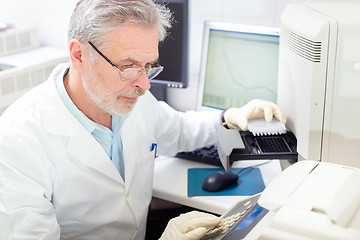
55,67,128,181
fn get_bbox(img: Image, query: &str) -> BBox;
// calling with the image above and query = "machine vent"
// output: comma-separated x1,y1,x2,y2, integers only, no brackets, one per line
19,32,31,48
0,38,3,53
16,73,30,90
282,28,321,62
0,26,39,56
1,77,15,95
0,63,60,98
5,35,17,52
30,69,44,86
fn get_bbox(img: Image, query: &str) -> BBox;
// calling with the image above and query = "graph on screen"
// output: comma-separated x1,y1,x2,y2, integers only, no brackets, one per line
199,24,280,110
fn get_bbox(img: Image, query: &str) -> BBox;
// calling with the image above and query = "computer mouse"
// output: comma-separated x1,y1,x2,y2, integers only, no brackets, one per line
202,171,239,192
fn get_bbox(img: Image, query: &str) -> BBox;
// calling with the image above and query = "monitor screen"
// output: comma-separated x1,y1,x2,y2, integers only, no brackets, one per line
196,22,280,112
151,0,188,88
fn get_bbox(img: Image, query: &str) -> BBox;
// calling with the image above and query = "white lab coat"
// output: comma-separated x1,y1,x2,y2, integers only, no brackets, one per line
0,64,219,240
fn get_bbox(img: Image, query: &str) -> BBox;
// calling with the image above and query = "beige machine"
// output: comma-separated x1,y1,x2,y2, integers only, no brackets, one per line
277,3,360,168
200,160,360,240
257,160,360,240
0,26,68,115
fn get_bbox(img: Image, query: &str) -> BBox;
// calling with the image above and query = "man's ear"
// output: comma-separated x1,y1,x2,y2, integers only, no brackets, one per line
69,39,84,71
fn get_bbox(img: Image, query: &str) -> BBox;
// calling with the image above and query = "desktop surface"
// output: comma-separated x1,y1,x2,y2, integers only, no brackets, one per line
152,155,282,215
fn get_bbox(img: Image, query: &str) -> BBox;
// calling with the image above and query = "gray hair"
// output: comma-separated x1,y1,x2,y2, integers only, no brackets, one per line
68,0,173,48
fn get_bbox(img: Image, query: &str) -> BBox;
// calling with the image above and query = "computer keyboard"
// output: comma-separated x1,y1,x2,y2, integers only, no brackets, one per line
176,131,297,165
176,145,222,167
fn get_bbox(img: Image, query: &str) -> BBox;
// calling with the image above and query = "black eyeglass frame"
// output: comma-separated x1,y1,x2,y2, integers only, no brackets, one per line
88,41,163,82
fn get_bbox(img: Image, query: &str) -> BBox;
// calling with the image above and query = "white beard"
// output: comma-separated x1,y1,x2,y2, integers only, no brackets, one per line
82,65,145,115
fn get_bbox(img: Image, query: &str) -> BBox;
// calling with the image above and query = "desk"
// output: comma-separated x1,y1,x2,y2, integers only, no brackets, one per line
152,156,282,215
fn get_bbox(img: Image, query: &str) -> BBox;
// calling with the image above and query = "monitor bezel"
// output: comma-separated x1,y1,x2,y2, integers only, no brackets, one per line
196,21,280,112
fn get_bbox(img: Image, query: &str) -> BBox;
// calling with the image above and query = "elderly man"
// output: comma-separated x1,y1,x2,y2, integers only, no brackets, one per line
0,0,285,239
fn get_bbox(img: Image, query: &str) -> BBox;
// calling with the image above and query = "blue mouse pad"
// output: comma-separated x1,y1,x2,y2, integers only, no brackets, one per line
187,168,265,197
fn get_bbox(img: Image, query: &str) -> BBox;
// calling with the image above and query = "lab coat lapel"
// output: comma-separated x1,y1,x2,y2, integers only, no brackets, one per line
121,93,157,192
67,129,123,183
42,109,123,183
121,113,137,191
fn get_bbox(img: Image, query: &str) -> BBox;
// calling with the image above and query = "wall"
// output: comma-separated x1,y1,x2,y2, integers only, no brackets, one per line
0,0,359,111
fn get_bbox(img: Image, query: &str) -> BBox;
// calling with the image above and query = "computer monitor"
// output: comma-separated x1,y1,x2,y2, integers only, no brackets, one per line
150,0,189,101
196,22,280,112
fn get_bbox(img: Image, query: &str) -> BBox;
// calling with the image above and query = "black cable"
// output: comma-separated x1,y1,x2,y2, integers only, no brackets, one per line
234,160,272,177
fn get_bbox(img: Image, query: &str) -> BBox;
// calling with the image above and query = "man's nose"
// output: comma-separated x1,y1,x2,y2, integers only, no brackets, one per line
132,71,151,91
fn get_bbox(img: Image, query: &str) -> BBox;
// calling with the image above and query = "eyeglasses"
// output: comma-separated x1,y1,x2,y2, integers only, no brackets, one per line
88,41,164,82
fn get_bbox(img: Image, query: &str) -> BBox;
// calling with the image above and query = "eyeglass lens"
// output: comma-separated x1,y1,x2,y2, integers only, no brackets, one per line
147,67,163,79
121,67,163,81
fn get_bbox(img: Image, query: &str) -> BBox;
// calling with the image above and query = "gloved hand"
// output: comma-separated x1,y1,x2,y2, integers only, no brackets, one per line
159,211,221,240
222,99,286,131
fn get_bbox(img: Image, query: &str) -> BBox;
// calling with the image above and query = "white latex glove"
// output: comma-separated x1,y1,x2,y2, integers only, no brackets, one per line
223,99,286,131
159,211,221,240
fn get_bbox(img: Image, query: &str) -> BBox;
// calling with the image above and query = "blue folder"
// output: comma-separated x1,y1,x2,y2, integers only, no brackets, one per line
187,168,265,197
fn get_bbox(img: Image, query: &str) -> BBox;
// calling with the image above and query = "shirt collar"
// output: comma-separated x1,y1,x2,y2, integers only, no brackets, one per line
54,65,129,135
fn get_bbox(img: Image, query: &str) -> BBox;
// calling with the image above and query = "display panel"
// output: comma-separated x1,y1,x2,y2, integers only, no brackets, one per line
197,22,280,111
151,0,188,88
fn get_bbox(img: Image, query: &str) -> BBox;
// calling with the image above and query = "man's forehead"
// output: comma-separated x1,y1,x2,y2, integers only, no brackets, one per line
105,25,159,45
103,25,159,58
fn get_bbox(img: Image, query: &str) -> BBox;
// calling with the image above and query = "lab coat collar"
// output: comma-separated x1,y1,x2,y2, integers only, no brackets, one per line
41,65,124,185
